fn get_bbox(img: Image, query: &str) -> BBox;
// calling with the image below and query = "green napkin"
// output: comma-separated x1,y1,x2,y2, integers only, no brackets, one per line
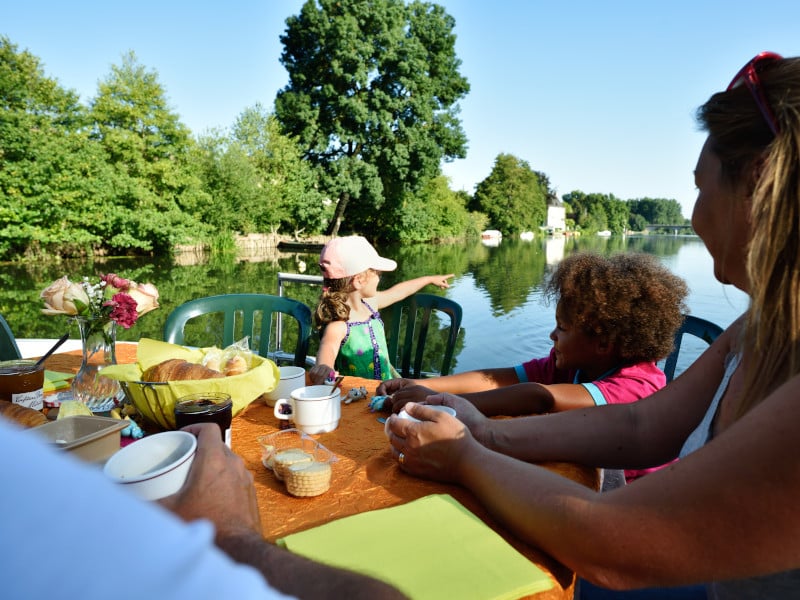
44,370,74,393
277,494,553,600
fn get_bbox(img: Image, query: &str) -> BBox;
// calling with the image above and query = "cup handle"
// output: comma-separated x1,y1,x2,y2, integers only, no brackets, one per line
273,399,293,420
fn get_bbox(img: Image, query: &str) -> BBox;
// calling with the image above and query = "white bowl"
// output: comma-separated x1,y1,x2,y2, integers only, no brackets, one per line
385,404,457,438
103,431,197,500
398,404,456,422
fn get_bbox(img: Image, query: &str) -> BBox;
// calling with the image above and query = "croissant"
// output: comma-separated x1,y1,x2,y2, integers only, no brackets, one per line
0,400,47,428
141,359,225,382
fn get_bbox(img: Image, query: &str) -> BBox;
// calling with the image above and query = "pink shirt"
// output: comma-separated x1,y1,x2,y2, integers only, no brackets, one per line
515,347,667,481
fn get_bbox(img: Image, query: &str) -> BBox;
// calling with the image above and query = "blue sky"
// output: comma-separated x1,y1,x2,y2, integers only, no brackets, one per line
4,1,800,218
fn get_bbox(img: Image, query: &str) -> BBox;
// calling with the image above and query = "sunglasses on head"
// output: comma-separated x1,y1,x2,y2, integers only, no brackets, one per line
727,51,783,136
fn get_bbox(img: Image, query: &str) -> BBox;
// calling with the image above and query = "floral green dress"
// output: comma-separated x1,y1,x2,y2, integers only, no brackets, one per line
335,300,394,380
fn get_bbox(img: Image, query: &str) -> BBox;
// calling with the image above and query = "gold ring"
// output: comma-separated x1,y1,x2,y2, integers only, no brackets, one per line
398,452,405,465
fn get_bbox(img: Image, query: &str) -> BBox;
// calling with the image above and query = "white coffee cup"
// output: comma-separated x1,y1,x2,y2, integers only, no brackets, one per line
264,366,307,407
273,385,342,434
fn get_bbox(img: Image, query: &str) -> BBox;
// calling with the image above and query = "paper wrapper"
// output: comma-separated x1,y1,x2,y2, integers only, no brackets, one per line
103,338,279,429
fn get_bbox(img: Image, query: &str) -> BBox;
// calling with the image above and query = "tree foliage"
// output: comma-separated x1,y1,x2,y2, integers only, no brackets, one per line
89,51,208,253
628,198,687,227
275,0,469,238
0,33,692,262
0,36,105,258
193,105,328,236
470,154,551,235
231,104,327,235
562,190,630,234
390,175,483,243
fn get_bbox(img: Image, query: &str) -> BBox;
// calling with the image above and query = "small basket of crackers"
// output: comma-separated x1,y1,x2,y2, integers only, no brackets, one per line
258,429,337,497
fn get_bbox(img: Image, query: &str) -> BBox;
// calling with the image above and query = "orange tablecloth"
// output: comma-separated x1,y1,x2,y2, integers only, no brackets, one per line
234,378,597,600
45,348,598,599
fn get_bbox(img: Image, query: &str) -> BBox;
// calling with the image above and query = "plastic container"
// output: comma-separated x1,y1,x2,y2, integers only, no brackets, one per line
258,428,336,471
30,415,128,464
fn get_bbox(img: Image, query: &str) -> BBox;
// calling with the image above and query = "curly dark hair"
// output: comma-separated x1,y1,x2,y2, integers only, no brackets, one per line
544,252,689,364
313,276,356,331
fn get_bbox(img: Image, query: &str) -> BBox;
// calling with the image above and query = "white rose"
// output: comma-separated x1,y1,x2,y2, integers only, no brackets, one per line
40,276,90,316
127,282,160,316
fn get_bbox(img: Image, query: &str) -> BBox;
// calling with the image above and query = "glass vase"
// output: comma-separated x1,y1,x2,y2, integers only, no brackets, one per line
71,316,124,413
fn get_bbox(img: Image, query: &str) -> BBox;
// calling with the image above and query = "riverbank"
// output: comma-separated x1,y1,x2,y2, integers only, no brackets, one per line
173,233,331,266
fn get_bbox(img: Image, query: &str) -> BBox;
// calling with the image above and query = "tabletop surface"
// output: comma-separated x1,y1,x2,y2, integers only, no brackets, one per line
45,345,599,600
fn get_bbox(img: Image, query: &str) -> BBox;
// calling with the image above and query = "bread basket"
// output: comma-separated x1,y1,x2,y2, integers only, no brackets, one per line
105,338,280,430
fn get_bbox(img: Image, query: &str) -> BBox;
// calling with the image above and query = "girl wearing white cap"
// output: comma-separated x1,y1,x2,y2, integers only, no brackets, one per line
309,235,453,383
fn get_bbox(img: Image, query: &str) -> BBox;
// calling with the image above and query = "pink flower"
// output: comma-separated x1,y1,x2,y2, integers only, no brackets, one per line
106,293,139,329
42,273,159,327
101,273,131,291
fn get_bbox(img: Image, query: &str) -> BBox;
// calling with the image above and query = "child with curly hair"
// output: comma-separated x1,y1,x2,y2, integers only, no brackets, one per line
308,236,453,384
378,252,688,481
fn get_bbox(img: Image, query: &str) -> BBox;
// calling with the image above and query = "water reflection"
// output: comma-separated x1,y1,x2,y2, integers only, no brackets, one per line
545,236,565,265
0,236,747,375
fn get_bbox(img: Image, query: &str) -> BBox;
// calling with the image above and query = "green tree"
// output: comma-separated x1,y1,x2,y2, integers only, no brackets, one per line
628,212,648,232
470,154,550,236
89,51,208,253
628,197,686,226
275,0,469,238
391,175,482,243
192,129,262,234
231,104,327,235
0,36,114,259
602,194,630,234
564,190,630,233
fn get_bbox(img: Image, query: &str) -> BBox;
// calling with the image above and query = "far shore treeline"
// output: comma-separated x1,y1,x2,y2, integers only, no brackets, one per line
0,1,688,263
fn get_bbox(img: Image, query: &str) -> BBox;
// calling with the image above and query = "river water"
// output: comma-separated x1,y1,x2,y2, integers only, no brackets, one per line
0,235,747,377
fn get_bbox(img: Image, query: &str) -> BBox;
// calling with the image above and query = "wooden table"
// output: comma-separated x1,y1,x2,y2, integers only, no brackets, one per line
45,347,598,599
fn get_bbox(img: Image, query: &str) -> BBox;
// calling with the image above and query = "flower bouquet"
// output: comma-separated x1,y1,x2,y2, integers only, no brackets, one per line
41,273,159,412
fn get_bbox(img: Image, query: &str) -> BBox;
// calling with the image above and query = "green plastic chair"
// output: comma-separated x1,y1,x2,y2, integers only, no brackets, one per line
386,293,463,378
663,314,724,383
163,294,312,367
0,314,22,361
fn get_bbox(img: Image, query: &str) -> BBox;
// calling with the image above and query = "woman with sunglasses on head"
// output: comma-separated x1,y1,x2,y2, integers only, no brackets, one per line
385,52,800,597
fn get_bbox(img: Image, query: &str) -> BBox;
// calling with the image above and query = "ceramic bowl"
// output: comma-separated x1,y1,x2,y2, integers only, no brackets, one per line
385,404,457,438
103,430,196,500
398,404,457,422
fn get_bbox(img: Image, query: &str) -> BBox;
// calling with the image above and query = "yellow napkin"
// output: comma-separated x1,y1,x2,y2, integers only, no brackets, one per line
134,337,205,370
44,370,74,393
277,494,553,600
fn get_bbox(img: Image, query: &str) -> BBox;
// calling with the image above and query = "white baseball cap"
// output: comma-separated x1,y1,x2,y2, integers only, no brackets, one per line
319,236,397,279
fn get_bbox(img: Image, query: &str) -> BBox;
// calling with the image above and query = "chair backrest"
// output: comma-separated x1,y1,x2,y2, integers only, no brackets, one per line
163,294,312,367
0,314,22,361
662,314,724,382
386,293,463,378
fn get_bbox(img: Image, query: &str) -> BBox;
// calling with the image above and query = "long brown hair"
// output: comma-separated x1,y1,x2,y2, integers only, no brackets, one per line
697,56,800,416
313,277,354,331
